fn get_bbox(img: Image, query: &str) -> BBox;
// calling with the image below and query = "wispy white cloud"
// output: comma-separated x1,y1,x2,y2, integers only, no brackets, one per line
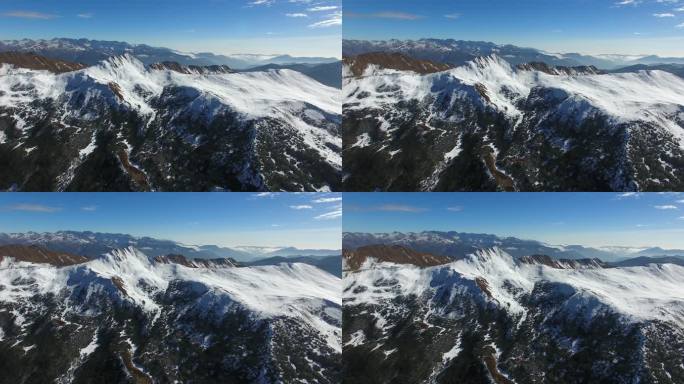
444,13,461,20
655,205,678,210
375,204,427,213
77,13,93,18
1,11,59,19
81,205,97,212
308,6,338,11
314,209,342,220
252,192,276,198
7,203,61,213
313,197,342,203
614,0,641,6
290,205,313,210
677,22,684,27
248,0,275,6
286,13,308,17
446,206,463,212
653,12,675,17
617,192,641,199
345,11,423,20
309,10,341,27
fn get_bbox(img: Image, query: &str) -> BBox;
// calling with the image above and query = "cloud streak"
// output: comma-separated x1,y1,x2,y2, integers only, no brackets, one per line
1,11,59,19
345,11,423,20
6,204,61,213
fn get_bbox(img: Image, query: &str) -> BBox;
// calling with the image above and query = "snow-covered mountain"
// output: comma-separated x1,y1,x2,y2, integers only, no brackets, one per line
0,53,341,191
0,246,341,383
343,53,684,191
0,231,340,262
0,38,340,69
343,247,684,383
343,39,684,69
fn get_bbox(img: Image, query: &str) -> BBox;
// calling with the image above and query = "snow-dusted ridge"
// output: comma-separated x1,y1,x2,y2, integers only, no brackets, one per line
346,247,684,328
0,246,342,352
345,54,684,148
1,54,341,169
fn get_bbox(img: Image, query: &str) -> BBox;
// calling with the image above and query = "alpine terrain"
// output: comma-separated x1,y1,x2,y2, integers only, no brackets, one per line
0,244,341,383
0,50,341,191
342,242,684,383
342,39,684,191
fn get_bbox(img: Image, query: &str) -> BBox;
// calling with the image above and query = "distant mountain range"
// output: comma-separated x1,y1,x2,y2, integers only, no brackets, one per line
242,61,342,88
0,231,340,262
343,39,684,70
0,38,339,69
343,231,684,262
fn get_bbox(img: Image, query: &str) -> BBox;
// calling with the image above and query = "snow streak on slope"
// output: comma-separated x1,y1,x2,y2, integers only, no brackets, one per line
0,246,342,352
345,247,684,328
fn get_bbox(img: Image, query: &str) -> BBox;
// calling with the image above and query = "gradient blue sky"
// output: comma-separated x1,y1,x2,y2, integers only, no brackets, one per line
0,193,342,249
344,193,684,249
344,0,684,56
0,0,341,57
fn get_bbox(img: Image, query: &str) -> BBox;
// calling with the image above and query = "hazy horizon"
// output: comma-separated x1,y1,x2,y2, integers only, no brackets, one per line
0,193,342,249
343,193,684,250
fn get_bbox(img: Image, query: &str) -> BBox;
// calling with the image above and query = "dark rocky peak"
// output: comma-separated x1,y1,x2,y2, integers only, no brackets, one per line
519,254,607,269
0,244,89,266
153,253,239,268
149,61,233,75
343,52,452,77
516,61,604,75
0,51,87,73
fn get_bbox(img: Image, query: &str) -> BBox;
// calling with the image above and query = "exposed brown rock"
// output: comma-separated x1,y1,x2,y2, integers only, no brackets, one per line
475,277,493,299
0,51,87,73
111,277,128,297
343,244,451,271
0,244,88,266
474,83,491,103
108,82,124,100
482,345,515,384
343,52,452,77
153,254,239,268
116,149,151,191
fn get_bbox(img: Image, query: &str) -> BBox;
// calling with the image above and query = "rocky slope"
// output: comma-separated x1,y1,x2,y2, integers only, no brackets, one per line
342,244,450,271
0,53,341,191
0,246,341,383
343,54,684,191
343,247,684,383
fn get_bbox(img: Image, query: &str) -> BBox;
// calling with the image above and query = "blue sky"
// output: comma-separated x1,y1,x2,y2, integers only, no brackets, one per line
0,0,341,57
0,193,342,249
344,0,684,56
344,193,684,249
